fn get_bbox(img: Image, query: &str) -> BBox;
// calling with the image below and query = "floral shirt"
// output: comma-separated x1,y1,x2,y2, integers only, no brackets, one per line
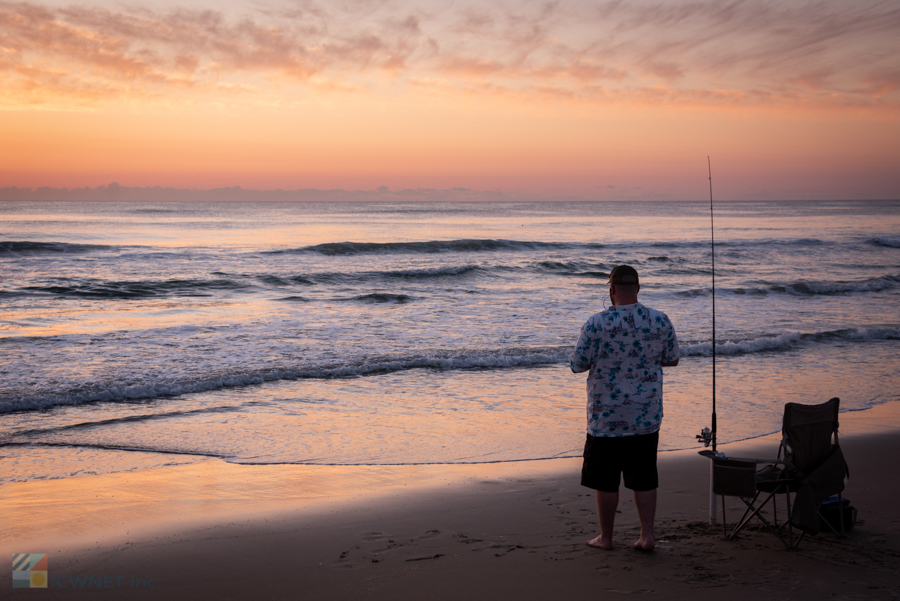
570,302,679,437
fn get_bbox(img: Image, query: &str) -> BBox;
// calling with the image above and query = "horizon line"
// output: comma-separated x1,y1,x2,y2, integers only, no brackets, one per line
2,183,898,203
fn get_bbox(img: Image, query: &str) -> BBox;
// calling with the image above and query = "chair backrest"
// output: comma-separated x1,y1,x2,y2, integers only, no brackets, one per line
712,458,759,498
782,397,840,475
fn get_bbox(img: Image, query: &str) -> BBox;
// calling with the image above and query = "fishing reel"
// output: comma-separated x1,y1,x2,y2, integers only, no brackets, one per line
696,427,713,447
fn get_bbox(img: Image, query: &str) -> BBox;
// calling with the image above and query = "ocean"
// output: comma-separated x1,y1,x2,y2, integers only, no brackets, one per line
1,199,898,484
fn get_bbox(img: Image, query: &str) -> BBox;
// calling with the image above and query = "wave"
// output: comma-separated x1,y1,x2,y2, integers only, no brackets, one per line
534,260,608,278
257,274,290,286
253,274,314,286
3,326,898,414
771,276,899,295
647,237,827,250
6,404,247,440
23,278,251,299
268,239,595,255
1,241,114,255
381,265,483,278
19,269,893,301
0,347,567,414
11,266,485,300
339,293,413,303
3,236,875,262
289,275,315,285
675,275,899,298
0,439,583,467
270,237,842,256
681,327,900,357
307,265,485,284
868,236,900,248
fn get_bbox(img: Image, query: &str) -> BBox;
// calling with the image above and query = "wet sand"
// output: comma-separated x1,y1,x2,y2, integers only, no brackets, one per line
2,402,899,599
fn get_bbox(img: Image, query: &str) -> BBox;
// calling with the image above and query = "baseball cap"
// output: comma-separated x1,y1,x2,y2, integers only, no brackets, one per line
608,265,639,285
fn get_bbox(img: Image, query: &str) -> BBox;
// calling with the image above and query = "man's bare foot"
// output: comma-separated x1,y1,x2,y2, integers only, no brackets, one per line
633,538,655,553
586,535,613,550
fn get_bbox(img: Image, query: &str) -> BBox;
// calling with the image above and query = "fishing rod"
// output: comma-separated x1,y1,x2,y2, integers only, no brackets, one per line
697,156,719,524
696,157,718,525
698,157,716,452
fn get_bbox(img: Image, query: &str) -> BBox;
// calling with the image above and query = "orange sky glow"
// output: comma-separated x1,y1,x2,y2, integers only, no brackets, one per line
1,0,899,200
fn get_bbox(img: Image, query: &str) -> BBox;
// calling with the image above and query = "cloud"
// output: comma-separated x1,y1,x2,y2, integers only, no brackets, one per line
0,0,898,110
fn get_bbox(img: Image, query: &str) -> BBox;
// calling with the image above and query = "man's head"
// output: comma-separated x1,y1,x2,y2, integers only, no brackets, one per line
608,265,639,306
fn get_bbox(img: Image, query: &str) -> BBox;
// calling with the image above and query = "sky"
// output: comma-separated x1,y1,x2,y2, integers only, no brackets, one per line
1,0,899,200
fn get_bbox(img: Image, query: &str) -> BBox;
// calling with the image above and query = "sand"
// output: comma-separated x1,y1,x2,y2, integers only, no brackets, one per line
2,402,899,600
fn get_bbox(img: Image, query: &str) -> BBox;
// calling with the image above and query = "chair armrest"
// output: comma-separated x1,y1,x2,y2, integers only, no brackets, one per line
728,456,784,465
697,450,783,465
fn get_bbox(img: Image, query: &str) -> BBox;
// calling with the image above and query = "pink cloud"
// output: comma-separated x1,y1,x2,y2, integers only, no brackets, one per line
0,0,897,110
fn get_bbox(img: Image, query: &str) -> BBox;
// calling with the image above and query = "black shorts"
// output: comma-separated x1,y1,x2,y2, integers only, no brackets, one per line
581,431,659,493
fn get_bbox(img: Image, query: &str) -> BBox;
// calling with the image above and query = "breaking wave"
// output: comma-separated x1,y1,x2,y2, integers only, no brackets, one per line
3,327,897,415
269,239,588,255
1,241,115,255
0,347,566,414
868,237,900,248
675,275,899,298
681,327,900,357
22,278,251,299
9,266,487,300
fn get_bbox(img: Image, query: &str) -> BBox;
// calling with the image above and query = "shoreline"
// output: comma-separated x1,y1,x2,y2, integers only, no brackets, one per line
3,400,899,550
3,400,899,598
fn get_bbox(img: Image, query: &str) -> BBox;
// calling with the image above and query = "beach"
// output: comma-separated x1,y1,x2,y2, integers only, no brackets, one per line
3,401,898,599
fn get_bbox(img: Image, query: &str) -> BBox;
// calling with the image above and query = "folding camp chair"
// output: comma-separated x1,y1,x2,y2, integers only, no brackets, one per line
701,397,848,549
779,397,849,545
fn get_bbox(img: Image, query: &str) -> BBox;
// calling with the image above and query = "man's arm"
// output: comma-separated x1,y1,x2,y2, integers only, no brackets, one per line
660,316,680,367
570,321,594,373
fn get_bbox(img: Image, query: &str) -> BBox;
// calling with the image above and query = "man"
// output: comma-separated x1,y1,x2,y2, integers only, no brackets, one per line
570,265,679,552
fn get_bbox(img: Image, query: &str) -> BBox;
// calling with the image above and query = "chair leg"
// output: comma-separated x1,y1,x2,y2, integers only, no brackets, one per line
785,491,793,547
773,490,778,527
733,491,771,533
728,492,760,539
738,496,791,549
816,496,848,539
785,493,806,549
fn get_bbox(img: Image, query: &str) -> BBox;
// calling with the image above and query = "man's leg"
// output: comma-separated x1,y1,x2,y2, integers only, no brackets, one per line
587,490,619,549
633,488,657,551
